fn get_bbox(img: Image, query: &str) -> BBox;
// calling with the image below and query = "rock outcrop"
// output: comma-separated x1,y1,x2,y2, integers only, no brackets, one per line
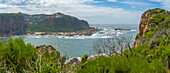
66,58,81,65
132,8,170,47
0,14,25,36
115,27,131,31
36,45,57,55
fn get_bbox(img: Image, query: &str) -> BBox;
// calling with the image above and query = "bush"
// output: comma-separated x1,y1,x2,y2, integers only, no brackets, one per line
148,14,166,25
77,56,167,73
0,38,38,72
81,54,88,64
135,34,139,40
0,38,67,73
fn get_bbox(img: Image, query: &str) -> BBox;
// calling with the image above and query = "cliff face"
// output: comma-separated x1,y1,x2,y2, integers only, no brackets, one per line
0,12,90,36
133,8,170,48
0,14,25,35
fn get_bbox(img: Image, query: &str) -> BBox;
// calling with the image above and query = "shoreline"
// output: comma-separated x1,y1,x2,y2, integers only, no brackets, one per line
0,27,100,37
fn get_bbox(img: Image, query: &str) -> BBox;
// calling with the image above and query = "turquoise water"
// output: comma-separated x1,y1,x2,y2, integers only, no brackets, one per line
0,24,139,58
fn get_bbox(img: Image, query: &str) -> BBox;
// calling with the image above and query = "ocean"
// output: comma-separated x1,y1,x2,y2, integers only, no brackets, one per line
0,24,139,58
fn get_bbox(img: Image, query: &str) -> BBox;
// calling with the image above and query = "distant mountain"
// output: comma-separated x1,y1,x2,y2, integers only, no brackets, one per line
21,12,90,32
0,12,90,36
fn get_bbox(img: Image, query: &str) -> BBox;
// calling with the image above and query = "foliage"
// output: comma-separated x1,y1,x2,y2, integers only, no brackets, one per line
162,16,170,29
129,43,170,68
0,8,169,73
0,38,38,72
135,34,139,40
37,51,66,73
148,14,166,25
0,38,67,72
82,33,169,73
148,8,166,15
142,9,169,43
77,56,167,73
81,54,88,64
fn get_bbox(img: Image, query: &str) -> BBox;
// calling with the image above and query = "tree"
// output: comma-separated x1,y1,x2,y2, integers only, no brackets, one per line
93,36,133,57
0,38,38,72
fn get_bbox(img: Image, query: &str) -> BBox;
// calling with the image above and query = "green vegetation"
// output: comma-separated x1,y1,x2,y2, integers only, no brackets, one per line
0,12,91,36
135,34,139,40
0,13,23,17
142,27,159,41
78,56,167,73
78,8,170,72
162,16,170,30
23,13,90,32
81,54,88,64
0,38,37,72
141,8,170,44
77,40,169,73
0,8,169,73
1,37,169,73
148,14,166,25
149,8,167,14
77,8,170,73
0,38,66,73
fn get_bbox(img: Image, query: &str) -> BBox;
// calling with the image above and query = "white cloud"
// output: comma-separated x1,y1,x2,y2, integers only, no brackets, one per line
150,0,162,2
131,6,136,8
0,4,8,8
150,0,170,10
120,2,153,6
162,0,170,9
93,1,104,3
0,0,142,24
107,0,117,2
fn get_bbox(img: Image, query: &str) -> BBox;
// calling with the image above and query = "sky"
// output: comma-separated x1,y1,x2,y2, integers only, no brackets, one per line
0,0,169,24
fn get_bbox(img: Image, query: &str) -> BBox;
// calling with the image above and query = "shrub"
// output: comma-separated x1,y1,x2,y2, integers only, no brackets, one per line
148,14,166,25
0,38,66,73
0,38,38,72
135,34,139,40
77,56,167,73
81,54,88,64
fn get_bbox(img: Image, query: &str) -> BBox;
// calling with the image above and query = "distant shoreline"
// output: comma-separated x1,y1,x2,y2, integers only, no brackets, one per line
0,27,100,37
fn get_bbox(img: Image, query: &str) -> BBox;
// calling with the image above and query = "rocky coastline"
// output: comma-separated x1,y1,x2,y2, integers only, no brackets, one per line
0,27,100,37
33,27,100,36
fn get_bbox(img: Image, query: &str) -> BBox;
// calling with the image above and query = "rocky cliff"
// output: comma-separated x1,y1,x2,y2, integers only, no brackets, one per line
133,8,170,48
0,12,90,36
0,14,25,36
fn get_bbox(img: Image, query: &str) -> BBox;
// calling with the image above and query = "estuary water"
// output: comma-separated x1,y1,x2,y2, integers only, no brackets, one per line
0,24,139,58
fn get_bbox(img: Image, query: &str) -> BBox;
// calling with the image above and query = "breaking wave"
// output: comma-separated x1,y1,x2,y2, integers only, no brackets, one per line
19,28,137,39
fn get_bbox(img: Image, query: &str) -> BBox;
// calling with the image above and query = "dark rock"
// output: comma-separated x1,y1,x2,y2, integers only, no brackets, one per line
67,58,81,65
0,14,26,36
115,27,131,31
36,45,56,55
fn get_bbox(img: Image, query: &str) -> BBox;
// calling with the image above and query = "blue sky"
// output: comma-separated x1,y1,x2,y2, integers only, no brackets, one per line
0,0,169,24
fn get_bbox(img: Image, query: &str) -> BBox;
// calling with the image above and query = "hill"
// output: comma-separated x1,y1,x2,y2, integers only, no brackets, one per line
21,12,90,32
0,12,91,36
